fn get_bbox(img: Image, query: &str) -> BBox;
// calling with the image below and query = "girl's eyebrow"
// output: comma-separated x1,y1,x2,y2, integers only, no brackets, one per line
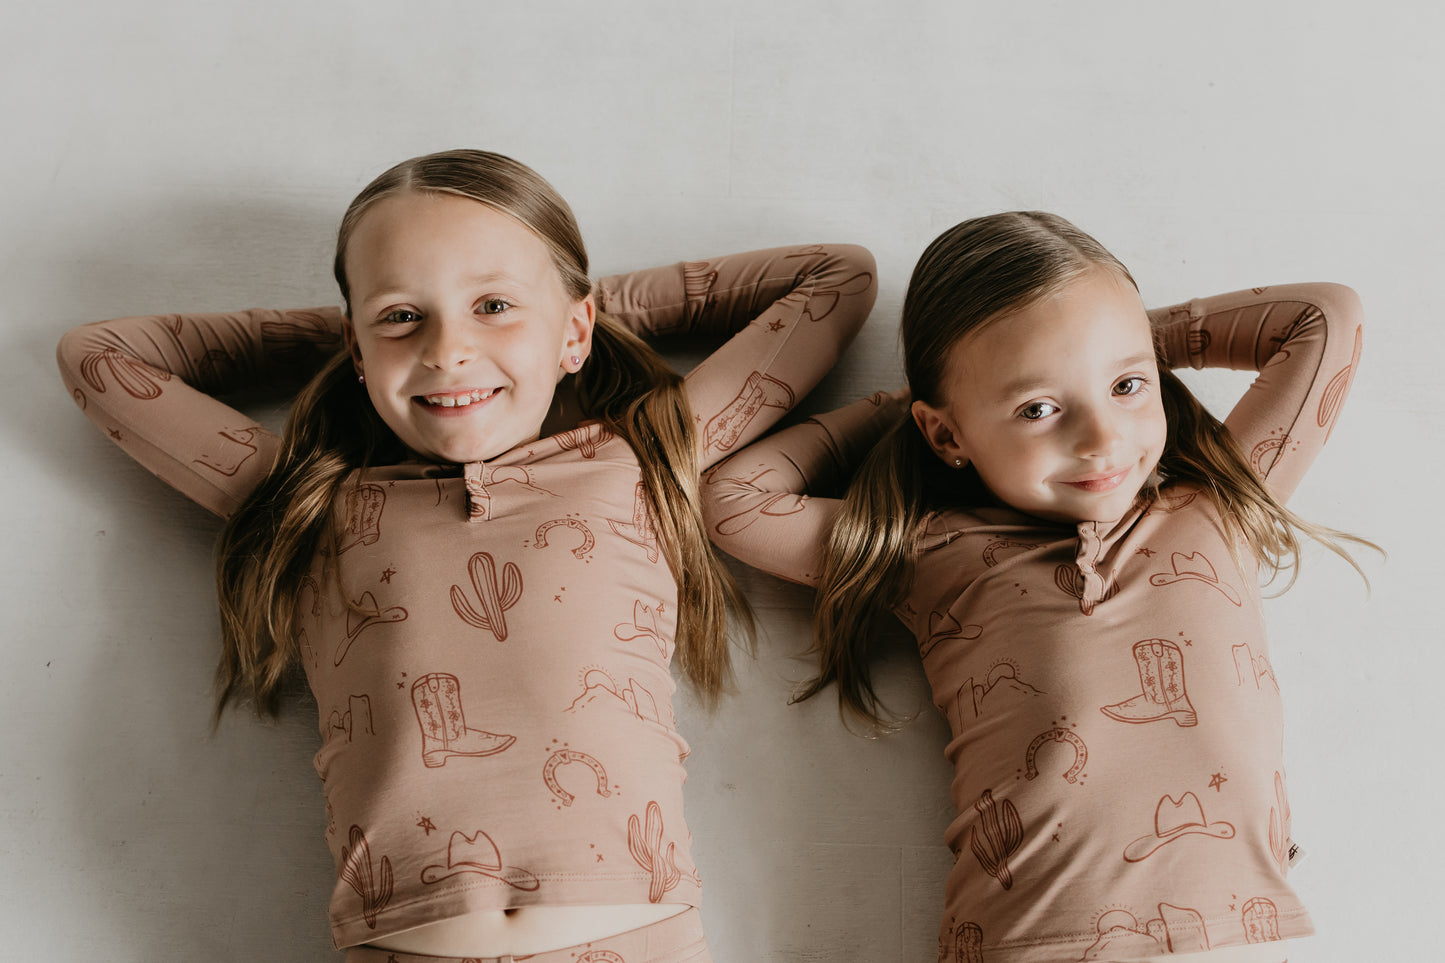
997,353,1157,399
1115,352,1157,371
357,271,525,306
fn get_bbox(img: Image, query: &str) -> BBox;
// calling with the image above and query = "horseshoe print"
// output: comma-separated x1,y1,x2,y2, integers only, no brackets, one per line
1023,728,1088,783
982,538,1041,567
542,749,612,807
535,517,595,559
1248,430,1298,477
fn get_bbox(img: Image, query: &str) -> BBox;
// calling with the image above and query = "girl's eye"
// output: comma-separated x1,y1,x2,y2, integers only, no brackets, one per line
480,298,511,315
1019,402,1059,421
1113,377,1146,396
380,310,421,325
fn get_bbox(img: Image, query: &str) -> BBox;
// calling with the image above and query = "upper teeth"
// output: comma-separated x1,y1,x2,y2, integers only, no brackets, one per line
425,389,493,407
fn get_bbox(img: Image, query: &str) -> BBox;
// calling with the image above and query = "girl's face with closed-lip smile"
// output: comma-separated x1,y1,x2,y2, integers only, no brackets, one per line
343,190,594,464
912,266,1167,524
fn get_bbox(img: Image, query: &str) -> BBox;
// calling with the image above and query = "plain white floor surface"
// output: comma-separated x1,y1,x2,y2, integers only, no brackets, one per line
3,2,1438,960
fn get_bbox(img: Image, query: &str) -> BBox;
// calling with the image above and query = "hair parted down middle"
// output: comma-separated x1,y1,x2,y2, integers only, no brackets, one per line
801,211,1370,729
215,149,752,719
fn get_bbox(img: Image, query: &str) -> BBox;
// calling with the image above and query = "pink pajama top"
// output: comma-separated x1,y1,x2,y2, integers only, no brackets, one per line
702,284,1363,962
56,245,877,948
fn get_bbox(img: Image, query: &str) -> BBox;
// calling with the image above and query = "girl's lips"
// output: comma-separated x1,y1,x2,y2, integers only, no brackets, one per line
413,387,499,415
1060,468,1130,493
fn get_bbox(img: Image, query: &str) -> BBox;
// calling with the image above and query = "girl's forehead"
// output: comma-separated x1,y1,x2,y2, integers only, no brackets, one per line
346,192,556,286
947,270,1153,395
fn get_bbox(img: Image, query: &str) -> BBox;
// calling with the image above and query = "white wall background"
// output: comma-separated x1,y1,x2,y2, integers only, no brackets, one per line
3,1,1436,960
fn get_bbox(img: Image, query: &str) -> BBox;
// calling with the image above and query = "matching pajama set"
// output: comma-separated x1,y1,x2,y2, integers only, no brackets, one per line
56,245,878,959
702,283,1363,962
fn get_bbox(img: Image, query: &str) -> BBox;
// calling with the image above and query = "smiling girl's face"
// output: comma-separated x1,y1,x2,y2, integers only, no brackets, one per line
911,266,1167,524
343,190,594,464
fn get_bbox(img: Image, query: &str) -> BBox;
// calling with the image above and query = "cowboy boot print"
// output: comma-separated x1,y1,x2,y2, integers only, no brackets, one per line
703,370,795,454
450,551,523,641
607,482,659,563
338,484,386,554
193,426,264,477
411,673,515,768
1241,897,1281,944
1100,639,1198,727
950,921,984,963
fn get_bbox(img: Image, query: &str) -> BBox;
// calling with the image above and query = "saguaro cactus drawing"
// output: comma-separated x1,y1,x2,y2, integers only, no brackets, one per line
339,825,393,929
967,789,1023,890
451,551,523,641
628,800,682,903
1268,771,1290,872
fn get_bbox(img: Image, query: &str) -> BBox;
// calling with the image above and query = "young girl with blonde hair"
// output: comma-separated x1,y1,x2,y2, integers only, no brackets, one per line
57,148,876,961
703,211,1366,963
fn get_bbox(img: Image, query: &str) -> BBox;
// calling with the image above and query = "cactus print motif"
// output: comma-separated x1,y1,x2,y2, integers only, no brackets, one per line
967,789,1023,890
628,801,682,903
339,825,392,930
450,551,523,641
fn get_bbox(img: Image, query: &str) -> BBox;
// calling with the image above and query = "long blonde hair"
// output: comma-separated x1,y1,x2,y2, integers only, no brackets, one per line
804,211,1367,727
216,149,751,718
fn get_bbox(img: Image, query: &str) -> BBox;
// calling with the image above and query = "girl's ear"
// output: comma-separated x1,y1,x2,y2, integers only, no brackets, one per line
343,319,364,376
911,399,969,469
559,294,597,376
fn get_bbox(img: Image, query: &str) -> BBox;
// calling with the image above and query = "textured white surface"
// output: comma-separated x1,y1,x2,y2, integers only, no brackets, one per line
2,1,1435,959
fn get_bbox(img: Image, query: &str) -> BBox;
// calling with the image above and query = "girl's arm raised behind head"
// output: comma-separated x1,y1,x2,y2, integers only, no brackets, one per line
56,306,347,518
597,245,877,470
702,390,910,586
1151,283,1364,503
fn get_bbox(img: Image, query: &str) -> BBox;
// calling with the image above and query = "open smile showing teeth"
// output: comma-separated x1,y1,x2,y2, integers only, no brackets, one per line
422,389,496,408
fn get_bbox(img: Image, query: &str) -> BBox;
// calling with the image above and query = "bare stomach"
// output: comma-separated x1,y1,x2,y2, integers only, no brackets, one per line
367,902,688,956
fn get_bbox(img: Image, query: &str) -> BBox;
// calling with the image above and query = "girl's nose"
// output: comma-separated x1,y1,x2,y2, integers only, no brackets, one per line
421,314,478,369
1073,406,1123,456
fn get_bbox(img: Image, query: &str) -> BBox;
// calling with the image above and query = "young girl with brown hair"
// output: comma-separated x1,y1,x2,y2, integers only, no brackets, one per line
703,211,1367,963
56,149,876,961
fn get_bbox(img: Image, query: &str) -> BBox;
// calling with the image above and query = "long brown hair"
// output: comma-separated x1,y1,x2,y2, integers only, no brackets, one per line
215,149,750,718
804,211,1368,727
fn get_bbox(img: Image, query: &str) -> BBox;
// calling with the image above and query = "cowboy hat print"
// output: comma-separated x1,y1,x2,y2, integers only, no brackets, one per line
1123,792,1236,862
420,829,540,890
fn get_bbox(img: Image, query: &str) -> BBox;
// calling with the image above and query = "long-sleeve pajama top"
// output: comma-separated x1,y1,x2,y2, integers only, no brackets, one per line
56,244,877,949
701,283,1363,963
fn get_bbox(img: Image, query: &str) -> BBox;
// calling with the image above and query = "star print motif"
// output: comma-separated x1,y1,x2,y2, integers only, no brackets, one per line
767,319,785,332
1208,772,1228,792
380,567,396,584
1136,547,1156,558
417,816,436,835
